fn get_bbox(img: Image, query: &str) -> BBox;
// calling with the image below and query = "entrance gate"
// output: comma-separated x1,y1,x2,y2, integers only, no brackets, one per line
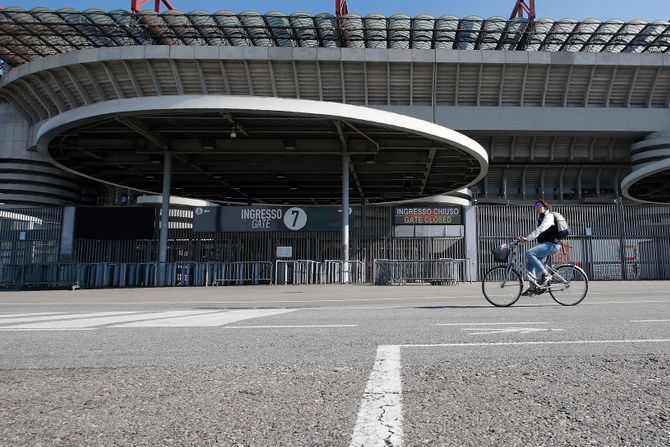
477,203,670,280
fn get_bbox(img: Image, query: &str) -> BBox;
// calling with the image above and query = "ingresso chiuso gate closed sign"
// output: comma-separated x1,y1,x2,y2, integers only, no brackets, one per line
392,206,462,225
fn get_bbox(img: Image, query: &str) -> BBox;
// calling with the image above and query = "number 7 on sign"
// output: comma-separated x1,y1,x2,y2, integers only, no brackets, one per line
284,207,307,230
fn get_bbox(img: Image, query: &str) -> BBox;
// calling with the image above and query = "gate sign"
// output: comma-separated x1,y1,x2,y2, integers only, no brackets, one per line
193,206,348,232
392,206,462,225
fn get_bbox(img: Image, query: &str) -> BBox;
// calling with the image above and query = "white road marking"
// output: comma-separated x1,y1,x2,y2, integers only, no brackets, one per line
350,338,670,446
437,322,548,326
225,324,358,329
631,319,670,323
1,294,668,307
463,327,549,335
0,309,298,330
0,312,65,320
405,339,670,348
582,300,669,305
1,311,219,330
349,345,403,447
0,311,139,327
0,328,96,332
111,309,295,327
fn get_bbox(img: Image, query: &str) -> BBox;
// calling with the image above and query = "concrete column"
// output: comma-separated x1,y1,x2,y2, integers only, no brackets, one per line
463,204,478,281
58,207,76,263
158,152,172,286
341,152,350,283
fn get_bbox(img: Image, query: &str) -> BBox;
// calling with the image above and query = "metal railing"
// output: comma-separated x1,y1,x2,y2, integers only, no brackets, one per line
323,260,366,284
275,259,366,285
208,261,273,286
275,260,322,285
372,258,467,285
0,261,274,290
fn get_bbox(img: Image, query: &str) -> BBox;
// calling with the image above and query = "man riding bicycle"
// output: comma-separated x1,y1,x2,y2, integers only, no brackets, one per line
517,199,562,296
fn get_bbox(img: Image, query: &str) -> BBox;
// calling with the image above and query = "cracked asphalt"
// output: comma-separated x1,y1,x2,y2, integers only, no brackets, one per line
1,281,669,446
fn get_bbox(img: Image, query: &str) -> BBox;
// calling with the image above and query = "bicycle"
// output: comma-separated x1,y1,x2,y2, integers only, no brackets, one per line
481,240,589,307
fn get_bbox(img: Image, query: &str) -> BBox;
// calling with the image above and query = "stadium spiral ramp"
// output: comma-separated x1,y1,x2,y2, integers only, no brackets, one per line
622,131,670,204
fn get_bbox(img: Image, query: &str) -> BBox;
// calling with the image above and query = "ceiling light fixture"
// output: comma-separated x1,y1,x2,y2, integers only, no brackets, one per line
230,127,237,139
202,138,216,150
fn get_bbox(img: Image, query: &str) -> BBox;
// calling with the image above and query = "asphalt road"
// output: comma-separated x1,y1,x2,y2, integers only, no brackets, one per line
1,281,669,446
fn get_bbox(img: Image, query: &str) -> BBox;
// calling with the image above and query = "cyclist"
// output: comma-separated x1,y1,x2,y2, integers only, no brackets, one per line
517,199,562,296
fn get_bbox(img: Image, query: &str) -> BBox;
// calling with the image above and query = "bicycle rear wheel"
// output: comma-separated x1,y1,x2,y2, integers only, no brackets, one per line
549,264,588,306
482,266,522,307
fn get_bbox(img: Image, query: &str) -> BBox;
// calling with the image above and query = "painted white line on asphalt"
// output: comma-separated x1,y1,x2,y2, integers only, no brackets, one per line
225,324,358,329
0,312,65,320
350,338,670,446
0,328,96,331
350,345,402,447
1,311,219,330
0,311,139,327
582,300,669,305
112,309,296,327
1,293,668,307
631,319,670,323
462,327,549,335
437,322,548,326
405,339,670,348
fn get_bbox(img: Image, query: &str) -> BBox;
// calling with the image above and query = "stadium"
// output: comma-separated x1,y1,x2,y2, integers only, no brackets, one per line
0,0,669,288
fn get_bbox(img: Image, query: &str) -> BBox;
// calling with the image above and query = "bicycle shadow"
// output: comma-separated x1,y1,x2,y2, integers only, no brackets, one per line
415,303,549,309
414,305,499,309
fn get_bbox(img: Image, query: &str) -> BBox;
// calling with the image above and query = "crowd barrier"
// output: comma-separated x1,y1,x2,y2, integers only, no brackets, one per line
0,259,370,289
322,260,366,284
373,258,469,286
208,261,273,286
275,259,367,285
0,261,274,289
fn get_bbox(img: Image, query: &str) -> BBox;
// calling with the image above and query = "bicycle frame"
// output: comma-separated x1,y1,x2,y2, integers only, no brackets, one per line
500,240,582,292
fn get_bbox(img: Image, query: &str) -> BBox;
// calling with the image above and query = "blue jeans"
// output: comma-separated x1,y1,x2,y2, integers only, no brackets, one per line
526,242,562,280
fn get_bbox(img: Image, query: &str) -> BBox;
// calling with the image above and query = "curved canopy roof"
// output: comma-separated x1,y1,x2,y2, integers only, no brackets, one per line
1,7,669,69
36,96,488,204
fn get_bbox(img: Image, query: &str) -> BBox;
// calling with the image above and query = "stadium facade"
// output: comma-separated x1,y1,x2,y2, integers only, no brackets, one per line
1,7,669,287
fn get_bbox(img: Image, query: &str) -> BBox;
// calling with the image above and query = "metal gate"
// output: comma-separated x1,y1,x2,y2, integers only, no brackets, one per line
0,205,467,288
477,202,670,280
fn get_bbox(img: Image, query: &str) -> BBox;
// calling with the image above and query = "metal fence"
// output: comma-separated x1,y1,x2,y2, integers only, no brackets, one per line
0,205,466,288
477,203,670,280
208,261,273,286
2,202,670,289
274,259,366,285
0,207,63,265
372,258,467,285
0,261,275,289
322,260,366,284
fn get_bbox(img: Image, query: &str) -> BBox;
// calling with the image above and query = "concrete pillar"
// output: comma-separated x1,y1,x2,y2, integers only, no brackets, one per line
58,207,77,263
463,204,478,281
341,152,350,283
158,152,172,286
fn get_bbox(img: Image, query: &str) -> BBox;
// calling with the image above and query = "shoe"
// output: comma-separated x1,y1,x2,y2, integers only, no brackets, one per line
521,287,537,296
539,273,553,287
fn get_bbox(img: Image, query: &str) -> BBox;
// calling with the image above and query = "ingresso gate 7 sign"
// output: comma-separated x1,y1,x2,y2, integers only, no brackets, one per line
392,206,462,225
193,206,348,232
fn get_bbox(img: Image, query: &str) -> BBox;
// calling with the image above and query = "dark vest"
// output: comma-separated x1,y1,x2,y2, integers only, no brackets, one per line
537,212,560,244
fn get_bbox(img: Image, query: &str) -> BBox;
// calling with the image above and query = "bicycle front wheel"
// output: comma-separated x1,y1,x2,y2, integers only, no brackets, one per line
482,266,522,307
549,264,589,306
